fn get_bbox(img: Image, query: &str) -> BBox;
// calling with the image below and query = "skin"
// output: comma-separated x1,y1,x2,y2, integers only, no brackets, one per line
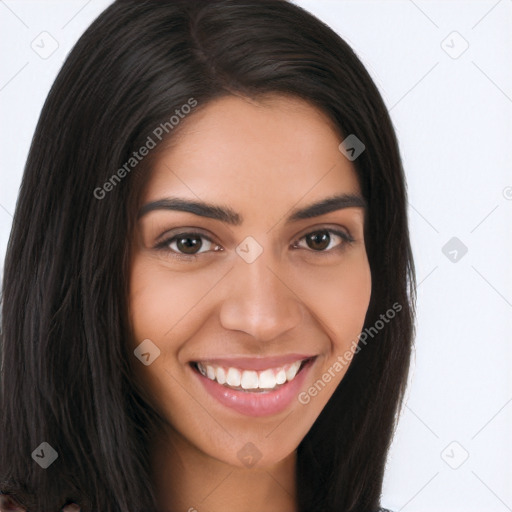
128,94,372,512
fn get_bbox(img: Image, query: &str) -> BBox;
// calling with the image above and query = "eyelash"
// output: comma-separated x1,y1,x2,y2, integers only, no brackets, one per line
154,228,355,261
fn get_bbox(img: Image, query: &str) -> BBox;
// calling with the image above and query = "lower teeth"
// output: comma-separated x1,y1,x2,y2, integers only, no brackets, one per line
222,383,282,393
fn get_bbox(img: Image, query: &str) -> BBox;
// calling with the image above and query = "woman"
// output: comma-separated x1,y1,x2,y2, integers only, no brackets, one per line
0,0,416,510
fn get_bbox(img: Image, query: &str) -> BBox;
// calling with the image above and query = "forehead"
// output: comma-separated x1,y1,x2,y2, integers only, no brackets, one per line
142,94,361,211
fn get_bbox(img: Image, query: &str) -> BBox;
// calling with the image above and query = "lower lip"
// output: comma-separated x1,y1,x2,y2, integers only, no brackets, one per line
192,359,314,417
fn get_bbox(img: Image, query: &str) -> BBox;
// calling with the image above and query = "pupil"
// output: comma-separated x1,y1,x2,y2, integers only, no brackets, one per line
307,231,330,251
177,235,202,254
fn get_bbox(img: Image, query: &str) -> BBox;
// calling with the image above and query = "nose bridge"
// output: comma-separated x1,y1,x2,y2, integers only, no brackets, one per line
219,248,303,341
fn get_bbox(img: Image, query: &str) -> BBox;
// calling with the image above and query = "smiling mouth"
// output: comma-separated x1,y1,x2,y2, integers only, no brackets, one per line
190,357,314,393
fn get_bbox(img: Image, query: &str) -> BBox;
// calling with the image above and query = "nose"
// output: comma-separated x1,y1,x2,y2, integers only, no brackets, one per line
219,251,304,342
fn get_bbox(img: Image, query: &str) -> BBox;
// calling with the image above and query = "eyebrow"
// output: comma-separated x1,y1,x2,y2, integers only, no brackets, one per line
137,193,366,225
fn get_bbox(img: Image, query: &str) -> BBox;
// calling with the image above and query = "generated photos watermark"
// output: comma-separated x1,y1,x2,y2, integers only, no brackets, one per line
298,301,402,405
94,97,198,200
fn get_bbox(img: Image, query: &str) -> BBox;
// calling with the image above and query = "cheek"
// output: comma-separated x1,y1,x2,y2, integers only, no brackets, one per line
293,252,371,349
128,257,221,350
291,254,371,412
128,256,212,416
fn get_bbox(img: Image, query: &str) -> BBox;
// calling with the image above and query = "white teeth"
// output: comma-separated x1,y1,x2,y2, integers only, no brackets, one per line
226,367,241,387
206,365,216,380
275,369,286,385
196,359,306,391
216,367,226,385
258,369,277,389
240,370,259,390
285,361,301,381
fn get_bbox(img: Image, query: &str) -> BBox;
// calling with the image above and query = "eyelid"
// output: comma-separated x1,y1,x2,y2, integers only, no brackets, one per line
154,227,215,247
294,224,354,241
292,221,355,244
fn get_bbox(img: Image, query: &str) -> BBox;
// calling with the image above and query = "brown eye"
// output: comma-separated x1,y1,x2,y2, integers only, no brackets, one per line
305,230,331,251
156,231,221,257
175,234,203,254
294,228,354,253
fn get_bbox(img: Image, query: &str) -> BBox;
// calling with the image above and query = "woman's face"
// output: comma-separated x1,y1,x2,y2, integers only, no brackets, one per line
129,94,371,469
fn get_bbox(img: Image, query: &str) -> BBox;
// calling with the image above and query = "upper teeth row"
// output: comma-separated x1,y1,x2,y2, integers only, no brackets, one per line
196,360,302,390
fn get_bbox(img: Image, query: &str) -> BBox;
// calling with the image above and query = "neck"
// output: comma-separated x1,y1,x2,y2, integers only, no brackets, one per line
151,427,298,512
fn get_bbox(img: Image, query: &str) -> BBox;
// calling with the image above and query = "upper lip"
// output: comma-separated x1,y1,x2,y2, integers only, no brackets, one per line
191,354,315,371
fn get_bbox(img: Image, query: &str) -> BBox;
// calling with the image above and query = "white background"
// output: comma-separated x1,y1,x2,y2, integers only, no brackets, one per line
1,1,511,511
